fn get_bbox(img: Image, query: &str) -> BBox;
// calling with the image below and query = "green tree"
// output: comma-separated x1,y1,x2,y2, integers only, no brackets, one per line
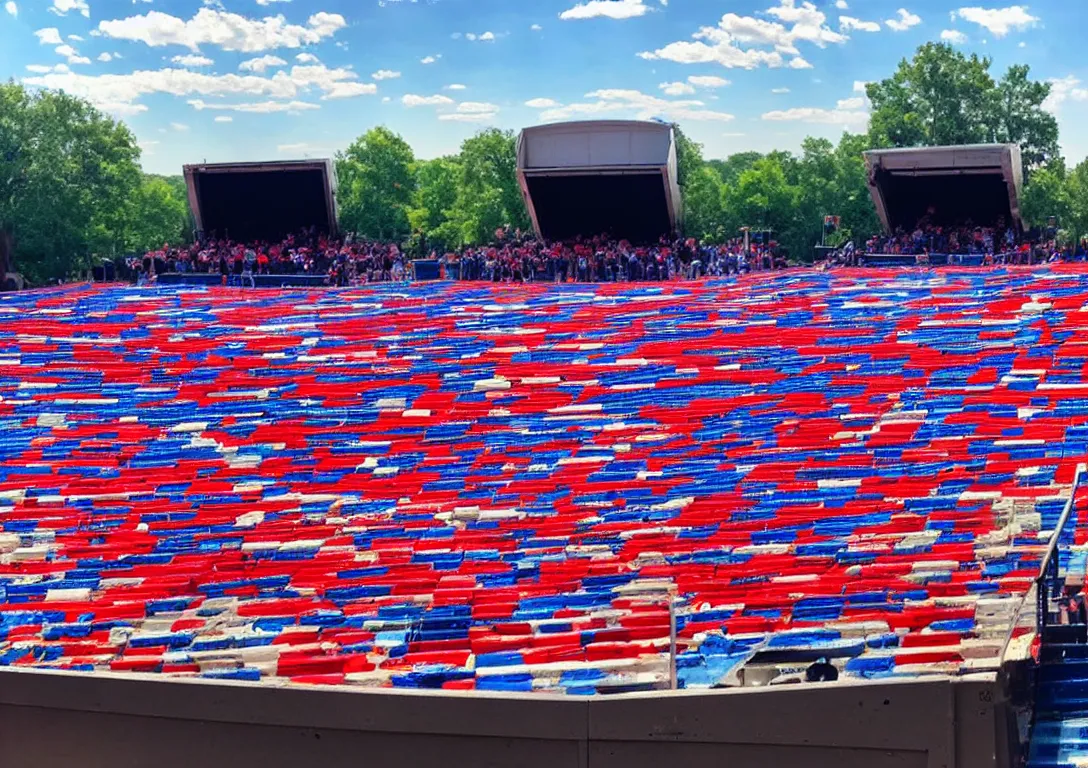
409,156,462,251
991,64,1059,170
1064,158,1088,241
1021,159,1071,231
868,43,1058,174
0,83,141,284
671,123,705,192
682,165,725,241
126,175,189,253
449,128,529,244
867,43,996,149
707,152,762,187
722,155,802,254
337,126,416,241
830,132,882,245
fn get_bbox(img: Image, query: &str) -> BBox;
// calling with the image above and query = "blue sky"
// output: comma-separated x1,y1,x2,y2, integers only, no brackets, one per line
2,0,1086,175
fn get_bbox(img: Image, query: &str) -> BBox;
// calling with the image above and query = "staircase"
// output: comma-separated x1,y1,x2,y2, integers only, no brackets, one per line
1028,622,1088,767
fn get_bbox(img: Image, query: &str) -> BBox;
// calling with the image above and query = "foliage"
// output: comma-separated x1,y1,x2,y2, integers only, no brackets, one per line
336,126,417,241
1,82,143,283
126,175,190,254
867,43,1058,172
707,152,762,187
404,128,529,250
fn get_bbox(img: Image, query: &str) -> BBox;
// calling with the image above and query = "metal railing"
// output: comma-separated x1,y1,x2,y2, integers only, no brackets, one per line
999,463,1087,665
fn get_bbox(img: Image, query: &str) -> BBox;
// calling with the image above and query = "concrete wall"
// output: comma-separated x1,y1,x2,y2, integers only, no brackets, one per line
0,668,1013,768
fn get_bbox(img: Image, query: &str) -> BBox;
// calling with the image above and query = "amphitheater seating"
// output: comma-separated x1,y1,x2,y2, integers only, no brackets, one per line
2,267,1088,694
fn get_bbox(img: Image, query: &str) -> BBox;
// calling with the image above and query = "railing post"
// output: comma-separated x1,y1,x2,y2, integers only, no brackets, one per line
668,597,678,691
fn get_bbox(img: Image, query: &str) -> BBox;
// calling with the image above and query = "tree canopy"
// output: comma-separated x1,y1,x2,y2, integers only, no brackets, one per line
1,82,190,284
866,43,1059,171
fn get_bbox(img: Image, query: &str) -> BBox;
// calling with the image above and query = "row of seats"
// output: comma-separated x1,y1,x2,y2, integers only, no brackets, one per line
2,268,1088,693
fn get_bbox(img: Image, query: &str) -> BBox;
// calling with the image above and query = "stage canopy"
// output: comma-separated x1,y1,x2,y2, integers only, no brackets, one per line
864,144,1024,233
183,159,338,243
516,120,682,243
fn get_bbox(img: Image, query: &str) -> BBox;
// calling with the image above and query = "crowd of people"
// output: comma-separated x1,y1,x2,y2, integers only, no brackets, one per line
132,228,788,286
863,217,1021,258
133,228,411,286
444,231,785,283
131,217,1088,287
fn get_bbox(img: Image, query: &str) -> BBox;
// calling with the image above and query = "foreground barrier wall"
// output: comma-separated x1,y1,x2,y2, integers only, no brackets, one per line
0,668,1014,768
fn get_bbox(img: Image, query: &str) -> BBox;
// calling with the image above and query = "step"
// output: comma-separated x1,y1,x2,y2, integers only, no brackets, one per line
1043,625,1088,646
1040,663,1088,683
1042,645,1088,663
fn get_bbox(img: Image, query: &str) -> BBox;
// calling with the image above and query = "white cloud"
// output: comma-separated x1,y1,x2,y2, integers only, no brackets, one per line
771,87,790,93
660,81,696,96
940,28,967,43
761,105,869,126
295,52,319,63
438,112,498,122
1043,75,1088,114
97,9,346,52
540,88,734,123
172,54,214,67
403,93,455,106
189,99,319,113
420,55,437,64
455,101,499,113
22,62,375,117
839,16,880,32
256,0,291,4
444,83,467,90
214,115,232,122
853,80,868,93
525,97,560,108
531,23,542,30
953,6,1037,37
26,63,69,74
885,8,921,31
464,31,496,41
277,142,329,154
170,121,190,131
559,0,651,20
50,0,89,18
55,44,91,65
4,1,16,17
638,1,846,70
68,34,83,41
35,28,64,45
322,81,378,99
835,0,848,7
836,96,865,109
239,54,287,72
371,69,401,80
688,75,730,87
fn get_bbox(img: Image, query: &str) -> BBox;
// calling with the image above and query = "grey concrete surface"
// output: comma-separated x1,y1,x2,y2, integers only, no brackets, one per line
0,668,1010,768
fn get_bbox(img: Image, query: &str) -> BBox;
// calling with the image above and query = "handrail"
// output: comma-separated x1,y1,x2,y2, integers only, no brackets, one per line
999,463,1087,665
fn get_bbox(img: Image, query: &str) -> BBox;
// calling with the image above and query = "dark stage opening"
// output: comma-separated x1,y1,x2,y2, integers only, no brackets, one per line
194,169,330,243
876,172,1014,231
526,173,672,243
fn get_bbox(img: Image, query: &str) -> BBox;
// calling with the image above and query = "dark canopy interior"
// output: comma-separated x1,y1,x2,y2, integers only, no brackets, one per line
526,173,672,243
194,168,329,243
876,171,1013,232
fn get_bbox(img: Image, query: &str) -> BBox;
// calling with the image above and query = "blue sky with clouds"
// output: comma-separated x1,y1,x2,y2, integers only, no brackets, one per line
2,0,1085,175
